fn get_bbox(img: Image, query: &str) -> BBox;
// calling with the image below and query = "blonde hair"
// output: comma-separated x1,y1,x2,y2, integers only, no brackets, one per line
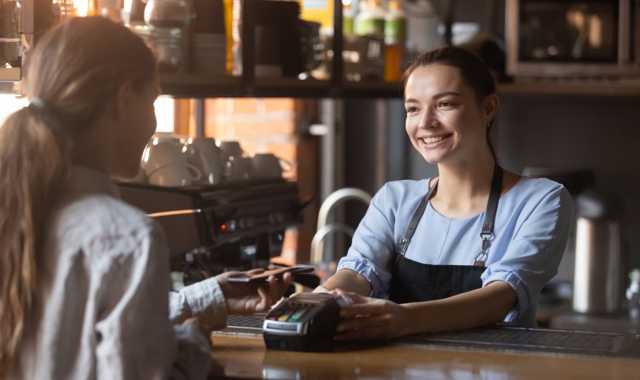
0,17,155,376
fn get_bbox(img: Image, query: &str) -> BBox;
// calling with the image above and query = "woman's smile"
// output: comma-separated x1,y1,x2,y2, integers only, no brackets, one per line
418,133,454,148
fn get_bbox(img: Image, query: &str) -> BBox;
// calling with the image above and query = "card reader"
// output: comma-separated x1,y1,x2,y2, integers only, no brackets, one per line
263,293,342,352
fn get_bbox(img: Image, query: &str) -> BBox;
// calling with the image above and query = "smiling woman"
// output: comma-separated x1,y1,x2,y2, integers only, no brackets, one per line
317,47,574,342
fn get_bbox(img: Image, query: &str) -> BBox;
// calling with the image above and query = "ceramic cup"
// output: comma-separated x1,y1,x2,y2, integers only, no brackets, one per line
185,137,225,185
251,153,292,179
147,161,202,186
141,136,202,186
219,140,243,161
225,155,254,181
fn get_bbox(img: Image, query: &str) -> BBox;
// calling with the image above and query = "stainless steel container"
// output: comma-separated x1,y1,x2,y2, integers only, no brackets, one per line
573,191,624,314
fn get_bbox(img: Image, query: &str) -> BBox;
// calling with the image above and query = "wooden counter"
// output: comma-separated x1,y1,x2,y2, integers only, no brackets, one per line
208,332,640,380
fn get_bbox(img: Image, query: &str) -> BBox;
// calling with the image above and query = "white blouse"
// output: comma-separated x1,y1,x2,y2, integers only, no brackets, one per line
10,166,228,380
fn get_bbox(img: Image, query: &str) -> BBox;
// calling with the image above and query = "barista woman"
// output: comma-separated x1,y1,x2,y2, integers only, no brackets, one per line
0,17,290,379
319,47,574,341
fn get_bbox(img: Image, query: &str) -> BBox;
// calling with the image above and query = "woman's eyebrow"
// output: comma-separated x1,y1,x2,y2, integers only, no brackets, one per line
433,91,461,99
405,91,461,104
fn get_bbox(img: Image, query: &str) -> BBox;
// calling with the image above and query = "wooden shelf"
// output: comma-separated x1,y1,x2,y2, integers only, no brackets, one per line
160,74,403,99
160,73,243,98
498,81,640,97
162,74,640,99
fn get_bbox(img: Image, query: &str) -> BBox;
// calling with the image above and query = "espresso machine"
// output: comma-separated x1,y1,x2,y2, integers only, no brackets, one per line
117,178,304,286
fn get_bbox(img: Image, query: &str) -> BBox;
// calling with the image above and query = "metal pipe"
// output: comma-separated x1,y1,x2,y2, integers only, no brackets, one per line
310,223,354,264
316,187,372,230
311,187,371,264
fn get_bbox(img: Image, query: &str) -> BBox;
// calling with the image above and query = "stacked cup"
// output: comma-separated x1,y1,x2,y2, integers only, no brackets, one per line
141,134,202,186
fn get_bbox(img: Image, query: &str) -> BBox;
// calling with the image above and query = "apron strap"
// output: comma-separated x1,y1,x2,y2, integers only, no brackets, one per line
474,165,503,266
399,178,437,255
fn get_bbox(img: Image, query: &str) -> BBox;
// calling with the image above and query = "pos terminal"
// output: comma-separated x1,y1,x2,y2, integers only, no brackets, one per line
262,293,344,352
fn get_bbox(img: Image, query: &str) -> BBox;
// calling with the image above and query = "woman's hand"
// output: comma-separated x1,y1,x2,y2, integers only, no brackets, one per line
217,269,293,315
333,290,412,341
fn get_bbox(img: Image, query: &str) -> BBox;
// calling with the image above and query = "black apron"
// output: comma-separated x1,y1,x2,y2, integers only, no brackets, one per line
388,166,503,304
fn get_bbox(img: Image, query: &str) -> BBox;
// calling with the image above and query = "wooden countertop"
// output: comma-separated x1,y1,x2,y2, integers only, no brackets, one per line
208,332,640,380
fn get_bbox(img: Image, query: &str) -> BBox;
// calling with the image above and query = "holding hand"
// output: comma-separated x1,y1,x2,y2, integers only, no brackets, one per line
217,269,293,315
332,289,411,341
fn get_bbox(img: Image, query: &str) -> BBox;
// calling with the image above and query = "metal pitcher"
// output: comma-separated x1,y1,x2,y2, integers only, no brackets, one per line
573,191,624,314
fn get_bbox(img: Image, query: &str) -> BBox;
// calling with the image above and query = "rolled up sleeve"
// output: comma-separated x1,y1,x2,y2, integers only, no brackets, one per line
482,185,574,325
169,276,228,331
337,184,396,298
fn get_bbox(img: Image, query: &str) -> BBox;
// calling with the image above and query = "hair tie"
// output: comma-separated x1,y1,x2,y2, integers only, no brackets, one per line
27,97,67,137
29,97,48,111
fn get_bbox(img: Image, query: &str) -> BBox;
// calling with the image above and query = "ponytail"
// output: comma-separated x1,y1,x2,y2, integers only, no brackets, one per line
0,106,69,376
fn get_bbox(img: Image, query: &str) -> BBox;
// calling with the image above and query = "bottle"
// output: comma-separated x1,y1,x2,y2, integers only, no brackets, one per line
405,0,443,54
231,0,242,75
87,0,98,16
384,0,406,82
122,0,146,25
354,0,384,39
223,0,234,74
98,0,122,22
144,0,192,72
627,269,640,320
342,0,354,38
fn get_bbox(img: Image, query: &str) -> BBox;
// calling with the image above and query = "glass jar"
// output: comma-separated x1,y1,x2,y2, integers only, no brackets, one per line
142,0,192,72
144,0,191,29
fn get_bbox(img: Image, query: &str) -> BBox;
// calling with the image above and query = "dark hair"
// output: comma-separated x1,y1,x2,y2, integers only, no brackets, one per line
403,46,497,101
403,46,498,160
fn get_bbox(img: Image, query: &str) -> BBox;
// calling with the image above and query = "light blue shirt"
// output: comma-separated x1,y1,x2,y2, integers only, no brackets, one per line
337,177,575,326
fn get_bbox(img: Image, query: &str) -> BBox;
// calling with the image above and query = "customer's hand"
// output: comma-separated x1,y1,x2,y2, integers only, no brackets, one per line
331,289,411,341
217,269,293,315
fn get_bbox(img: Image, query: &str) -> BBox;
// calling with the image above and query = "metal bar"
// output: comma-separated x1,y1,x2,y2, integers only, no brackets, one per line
240,0,255,87
331,0,344,87
443,0,457,46
148,209,203,218
194,98,205,137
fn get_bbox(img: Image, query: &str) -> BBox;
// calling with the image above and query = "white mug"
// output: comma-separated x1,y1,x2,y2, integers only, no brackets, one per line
141,136,186,173
219,140,243,161
185,137,225,185
146,161,202,187
141,137,202,186
251,153,292,179
225,156,254,181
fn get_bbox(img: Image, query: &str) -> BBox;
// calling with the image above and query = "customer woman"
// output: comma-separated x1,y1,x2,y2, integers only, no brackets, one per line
319,47,574,340
0,17,290,379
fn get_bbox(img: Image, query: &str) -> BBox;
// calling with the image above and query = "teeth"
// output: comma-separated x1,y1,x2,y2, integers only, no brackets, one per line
421,136,446,144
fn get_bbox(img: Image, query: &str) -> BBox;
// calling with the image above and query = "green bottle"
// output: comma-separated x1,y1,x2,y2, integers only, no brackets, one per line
354,0,385,38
